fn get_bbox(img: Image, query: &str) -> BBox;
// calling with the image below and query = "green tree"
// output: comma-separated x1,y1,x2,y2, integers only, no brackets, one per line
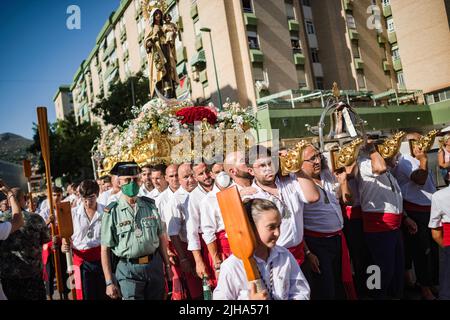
91,72,150,126
28,112,101,182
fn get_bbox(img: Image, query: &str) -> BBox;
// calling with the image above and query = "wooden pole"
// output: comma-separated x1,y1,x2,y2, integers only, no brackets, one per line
22,159,35,212
37,107,65,300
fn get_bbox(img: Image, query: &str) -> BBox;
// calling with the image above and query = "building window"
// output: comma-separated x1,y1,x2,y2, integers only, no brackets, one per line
397,71,405,88
140,43,146,59
285,1,296,20
247,31,260,49
193,19,201,36
305,20,315,34
125,60,131,76
302,0,311,6
346,14,356,29
352,42,360,58
122,40,129,54
168,3,179,22
242,0,253,13
296,65,306,87
253,65,265,81
311,48,319,62
392,47,400,60
382,0,390,7
315,77,324,90
357,71,366,88
387,17,395,32
291,37,302,53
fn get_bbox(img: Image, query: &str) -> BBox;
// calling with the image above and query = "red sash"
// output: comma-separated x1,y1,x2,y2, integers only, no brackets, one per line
403,200,431,213
288,241,305,266
72,246,101,300
443,223,450,248
341,205,362,220
304,229,358,300
216,230,231,259
200,235,217,288
362,212,403,233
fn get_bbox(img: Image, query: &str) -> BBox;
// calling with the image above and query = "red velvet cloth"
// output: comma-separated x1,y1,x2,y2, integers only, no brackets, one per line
72,246,101,300
288,241,305,266
362,212,403,233
304,229,358,300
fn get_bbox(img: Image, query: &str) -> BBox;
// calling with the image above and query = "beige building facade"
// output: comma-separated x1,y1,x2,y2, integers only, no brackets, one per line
53,85,74,121
69,0,450,124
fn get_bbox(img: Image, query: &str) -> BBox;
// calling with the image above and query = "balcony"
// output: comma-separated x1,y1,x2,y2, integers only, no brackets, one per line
176,47,187,64
190,49,206,70
288,19,300,32
195,34,203,50
102,43,116,61
190,3,198,19
348,29,359,41
383,5,392,17
123,49,129,60
104,62,118,78
354,58,364,70
177,17,183,31
377,34,386,44
120,28,126,41
294,53,305,65
388,31,397,44
393,58,402,71
250,49,264,63
343,0,353,12
244,13,258,27
135,6,142,20
199,70,208,84
382,59,390,72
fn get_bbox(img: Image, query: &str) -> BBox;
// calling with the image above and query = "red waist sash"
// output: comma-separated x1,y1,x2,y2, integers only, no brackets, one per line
443,223,450,248
288,241,305,266
403,200,431,213
362,212,403,233
216,230,231,259
72,246,101,300
304,229,357,300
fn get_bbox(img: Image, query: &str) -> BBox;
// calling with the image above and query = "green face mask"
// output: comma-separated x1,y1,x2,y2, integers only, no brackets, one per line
121,180,140,197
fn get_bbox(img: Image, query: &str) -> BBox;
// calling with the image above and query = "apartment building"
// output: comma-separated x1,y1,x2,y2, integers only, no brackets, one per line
53,85,74,121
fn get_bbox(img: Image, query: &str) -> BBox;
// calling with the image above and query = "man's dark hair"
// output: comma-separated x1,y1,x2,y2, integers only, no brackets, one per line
79,180,100,198
141,164,153,171
102,175,112,184
152,164,167,176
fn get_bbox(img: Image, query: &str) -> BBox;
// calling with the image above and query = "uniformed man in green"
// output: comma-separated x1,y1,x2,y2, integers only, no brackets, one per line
100,162,172,300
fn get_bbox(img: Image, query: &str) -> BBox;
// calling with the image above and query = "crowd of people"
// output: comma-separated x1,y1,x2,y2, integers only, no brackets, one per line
0,132,450,301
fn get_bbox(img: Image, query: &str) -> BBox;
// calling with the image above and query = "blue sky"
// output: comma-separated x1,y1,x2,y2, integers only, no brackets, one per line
0,0,120,139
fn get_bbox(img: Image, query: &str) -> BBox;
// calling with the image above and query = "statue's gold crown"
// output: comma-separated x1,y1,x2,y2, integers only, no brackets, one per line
410,129,440,153
279,140,310,176
141,0,168,19
332,138,364,171
376,131,406,159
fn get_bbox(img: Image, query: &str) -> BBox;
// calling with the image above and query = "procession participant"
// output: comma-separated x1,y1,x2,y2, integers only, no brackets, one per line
101,162,171,300
224,151,254,191
61,180,106,300
165,164,202,299
149,164,169,200
103,175,122,206
428,185,450,300
155,164,180,221
38,186,69,300
63,183,79,208
137,165,154,198
0,180,25,300
0,188,50,300
357,141,404,300
213,198,310,300
186,163,214,281
438,134,450,185
300,144,356,300
101,176,112,193
395,133,438,300
210,163,224,180
245,145,319,266
341,172,372,298
0,199,9,218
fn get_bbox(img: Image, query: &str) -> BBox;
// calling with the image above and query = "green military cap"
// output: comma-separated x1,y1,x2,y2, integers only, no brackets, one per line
110,162,141,176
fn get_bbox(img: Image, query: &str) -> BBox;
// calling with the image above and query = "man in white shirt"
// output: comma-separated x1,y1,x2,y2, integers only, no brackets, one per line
0,180,24,300
395,133,438,300
61,180,106,300
98,175,122,207
165,164,202,299
429,185,450,300
137,165,154,198
187,163,215,281
148,164,169,200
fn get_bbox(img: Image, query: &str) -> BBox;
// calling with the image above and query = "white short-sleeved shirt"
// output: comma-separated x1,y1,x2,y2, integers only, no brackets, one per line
138,185,153,198
155,187,177,226
97,189,112,207
395,154,436,206
303,169,344,233
200,185,226,245
186,185,209,251
71,203,104,250
357,156,403,214
246,174,307,248
165,187,190,243
428,186,450,228
213,245,310,300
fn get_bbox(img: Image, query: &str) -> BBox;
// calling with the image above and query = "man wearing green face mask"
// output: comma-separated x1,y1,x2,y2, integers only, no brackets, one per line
100,162,172,300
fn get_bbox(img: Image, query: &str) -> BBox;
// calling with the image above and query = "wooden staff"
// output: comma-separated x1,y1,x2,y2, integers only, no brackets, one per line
37,106,64,300
216,186,265,292
22,159,35,212
56,201,77,300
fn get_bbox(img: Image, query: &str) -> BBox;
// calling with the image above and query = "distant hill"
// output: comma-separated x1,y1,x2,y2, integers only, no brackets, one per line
0,133,33,164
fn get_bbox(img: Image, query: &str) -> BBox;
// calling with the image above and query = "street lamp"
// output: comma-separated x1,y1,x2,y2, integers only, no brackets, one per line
200,27,223,110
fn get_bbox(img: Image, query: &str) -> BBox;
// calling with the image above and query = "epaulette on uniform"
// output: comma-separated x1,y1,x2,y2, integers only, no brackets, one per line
140,196,155,205
104,201,118,214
